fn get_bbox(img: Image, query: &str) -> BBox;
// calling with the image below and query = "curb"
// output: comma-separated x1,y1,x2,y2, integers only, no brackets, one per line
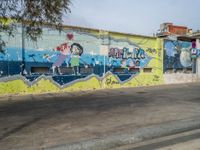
46,116,200,150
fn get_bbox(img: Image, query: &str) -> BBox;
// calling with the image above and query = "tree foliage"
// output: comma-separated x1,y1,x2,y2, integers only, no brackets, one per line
0,0,71,54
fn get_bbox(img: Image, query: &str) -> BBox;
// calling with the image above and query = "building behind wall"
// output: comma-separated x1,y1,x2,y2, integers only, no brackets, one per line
158,23,192,37
157,23,200,84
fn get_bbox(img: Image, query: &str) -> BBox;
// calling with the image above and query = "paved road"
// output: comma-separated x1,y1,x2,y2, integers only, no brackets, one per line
1,83,200,150
158,139,200,150
113,129,200,150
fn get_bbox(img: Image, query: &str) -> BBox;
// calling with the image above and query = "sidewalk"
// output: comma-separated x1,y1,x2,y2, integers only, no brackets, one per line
0,83,200,150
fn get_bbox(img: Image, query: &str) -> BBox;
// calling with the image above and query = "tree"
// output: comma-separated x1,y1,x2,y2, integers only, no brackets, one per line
0,0,71,53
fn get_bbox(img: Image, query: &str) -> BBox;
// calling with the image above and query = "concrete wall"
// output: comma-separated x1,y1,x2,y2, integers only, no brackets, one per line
0,25,164,95
163,38,200,84
164,73,198,84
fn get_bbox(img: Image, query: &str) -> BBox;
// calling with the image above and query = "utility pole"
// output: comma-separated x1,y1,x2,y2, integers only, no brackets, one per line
99,30,109,76
21,23,25,75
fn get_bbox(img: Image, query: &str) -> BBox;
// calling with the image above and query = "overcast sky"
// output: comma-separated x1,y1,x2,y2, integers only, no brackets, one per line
63,0,200,36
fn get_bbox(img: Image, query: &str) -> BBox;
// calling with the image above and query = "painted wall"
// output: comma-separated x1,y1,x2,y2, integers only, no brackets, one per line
163,39,200,84
0,25,163,95
164,39,192,73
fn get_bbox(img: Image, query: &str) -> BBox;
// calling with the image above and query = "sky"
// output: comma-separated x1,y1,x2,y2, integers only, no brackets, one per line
63,0,200,36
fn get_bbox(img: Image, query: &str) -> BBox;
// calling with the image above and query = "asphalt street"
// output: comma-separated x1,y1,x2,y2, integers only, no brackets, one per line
113,129,200,150
1,83,200,150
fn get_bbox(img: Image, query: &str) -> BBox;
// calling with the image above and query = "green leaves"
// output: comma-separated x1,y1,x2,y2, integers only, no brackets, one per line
0,17,16,54
0,0,71,44
0,38,6,55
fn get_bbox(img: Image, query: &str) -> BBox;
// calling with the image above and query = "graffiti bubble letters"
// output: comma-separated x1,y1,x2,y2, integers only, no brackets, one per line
109,48,123,58
109,47,146,59
133,48,145,59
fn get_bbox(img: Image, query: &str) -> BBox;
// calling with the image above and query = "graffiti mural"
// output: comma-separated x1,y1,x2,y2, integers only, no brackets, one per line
52,41,84,75
108,47,150,72
0,25,163,95
164,40,193,72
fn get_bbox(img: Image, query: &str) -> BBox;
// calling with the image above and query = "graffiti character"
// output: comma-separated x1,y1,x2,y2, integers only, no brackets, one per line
52,43,71,75
70,43,84,75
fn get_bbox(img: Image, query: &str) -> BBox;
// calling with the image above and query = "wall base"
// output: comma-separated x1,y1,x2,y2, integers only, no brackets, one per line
164,73,198,85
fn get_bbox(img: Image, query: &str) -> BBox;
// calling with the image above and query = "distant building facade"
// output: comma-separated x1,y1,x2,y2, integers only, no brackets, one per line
157,23,192,37
157,23,199,74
